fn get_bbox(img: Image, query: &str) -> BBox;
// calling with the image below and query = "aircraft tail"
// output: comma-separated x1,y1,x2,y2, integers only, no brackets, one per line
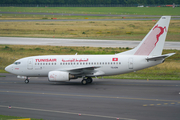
118,16,171,56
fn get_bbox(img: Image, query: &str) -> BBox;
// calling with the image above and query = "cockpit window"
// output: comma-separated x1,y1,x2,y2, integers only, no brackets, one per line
14,62,21,65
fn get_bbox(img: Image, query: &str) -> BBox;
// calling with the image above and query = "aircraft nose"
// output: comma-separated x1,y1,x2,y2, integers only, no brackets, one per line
5,65,12,73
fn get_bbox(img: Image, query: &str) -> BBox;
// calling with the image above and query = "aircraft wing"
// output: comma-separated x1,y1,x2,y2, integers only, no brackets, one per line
58,66,104,76
146,53,175,61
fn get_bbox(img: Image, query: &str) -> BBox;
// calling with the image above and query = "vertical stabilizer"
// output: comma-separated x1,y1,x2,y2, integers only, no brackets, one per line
118,16,171,56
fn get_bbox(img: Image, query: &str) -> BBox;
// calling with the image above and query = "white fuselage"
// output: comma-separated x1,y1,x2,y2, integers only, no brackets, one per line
5,55,163,77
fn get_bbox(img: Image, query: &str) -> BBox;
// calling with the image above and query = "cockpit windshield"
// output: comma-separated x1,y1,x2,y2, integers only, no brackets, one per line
14,62,21,65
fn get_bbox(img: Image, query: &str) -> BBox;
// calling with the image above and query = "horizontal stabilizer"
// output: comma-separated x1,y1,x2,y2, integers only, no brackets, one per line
146,53,175,61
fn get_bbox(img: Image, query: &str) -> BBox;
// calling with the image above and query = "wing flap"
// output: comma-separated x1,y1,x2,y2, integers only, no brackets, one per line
67,66,100,71
59,66,103,76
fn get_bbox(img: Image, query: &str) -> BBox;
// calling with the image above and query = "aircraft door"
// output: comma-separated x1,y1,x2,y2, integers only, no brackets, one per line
128,58,133,69
27,58,33,70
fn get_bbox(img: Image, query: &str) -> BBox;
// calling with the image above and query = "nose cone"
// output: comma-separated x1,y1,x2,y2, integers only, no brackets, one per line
5,65,12,73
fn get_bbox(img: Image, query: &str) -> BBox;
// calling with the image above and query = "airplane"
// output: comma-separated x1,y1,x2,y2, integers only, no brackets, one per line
5,16,175,85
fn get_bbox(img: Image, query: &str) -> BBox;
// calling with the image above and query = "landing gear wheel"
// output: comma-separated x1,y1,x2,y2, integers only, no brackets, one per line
25,79,29,84
81,79,87,85
87,77,93,84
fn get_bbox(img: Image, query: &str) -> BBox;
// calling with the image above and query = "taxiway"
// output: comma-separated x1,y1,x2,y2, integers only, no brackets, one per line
0,73,180,120
0,37,180,50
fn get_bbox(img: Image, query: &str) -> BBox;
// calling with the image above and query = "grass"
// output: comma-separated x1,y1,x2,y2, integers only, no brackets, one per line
0,45,180,80
0,115,42,120
0,7,180,16
0,13,138,20
0,20,179,41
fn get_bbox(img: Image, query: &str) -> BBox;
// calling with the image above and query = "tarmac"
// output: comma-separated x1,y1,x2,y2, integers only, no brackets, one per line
0,73,180,120
0,37,180,50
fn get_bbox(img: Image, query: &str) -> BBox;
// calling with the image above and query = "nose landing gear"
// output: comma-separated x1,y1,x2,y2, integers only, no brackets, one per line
25,77,29,84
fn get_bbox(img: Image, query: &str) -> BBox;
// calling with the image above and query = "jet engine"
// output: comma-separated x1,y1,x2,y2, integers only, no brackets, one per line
48,71,76,82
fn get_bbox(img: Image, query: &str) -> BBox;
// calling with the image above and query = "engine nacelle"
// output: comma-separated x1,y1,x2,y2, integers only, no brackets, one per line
17,75,27,79
48,71,76,82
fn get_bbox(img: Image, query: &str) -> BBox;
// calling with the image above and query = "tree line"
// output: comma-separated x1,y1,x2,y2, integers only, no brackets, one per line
0,0,179,4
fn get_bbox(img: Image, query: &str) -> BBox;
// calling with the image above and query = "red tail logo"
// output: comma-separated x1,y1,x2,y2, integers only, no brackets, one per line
134,25,166,55
153,25,167,45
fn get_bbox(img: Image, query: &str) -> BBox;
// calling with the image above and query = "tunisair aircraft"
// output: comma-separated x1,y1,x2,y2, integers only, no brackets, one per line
5,16,175,85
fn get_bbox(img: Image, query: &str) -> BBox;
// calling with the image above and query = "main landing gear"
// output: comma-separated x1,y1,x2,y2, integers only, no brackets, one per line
81,77,93,85
24,77,29,84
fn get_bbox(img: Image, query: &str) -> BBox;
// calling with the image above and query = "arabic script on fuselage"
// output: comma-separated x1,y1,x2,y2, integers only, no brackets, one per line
62,58,89,62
